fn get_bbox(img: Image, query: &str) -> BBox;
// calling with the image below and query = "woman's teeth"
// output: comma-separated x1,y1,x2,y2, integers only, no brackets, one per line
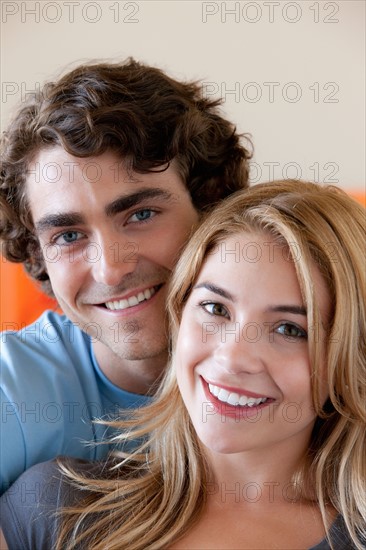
104,287,156,311
208,383,268,407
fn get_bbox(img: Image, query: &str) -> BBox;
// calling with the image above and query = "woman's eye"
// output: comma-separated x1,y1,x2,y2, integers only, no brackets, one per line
54,231,84,245
201,302,230,318
129,209,156,223
275,323,307,339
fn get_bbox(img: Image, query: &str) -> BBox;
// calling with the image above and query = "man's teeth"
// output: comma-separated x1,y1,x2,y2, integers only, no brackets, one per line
105,287,156,311
208,384,268,407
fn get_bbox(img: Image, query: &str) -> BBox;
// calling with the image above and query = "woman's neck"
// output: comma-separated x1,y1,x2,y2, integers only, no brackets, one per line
203,433,312,507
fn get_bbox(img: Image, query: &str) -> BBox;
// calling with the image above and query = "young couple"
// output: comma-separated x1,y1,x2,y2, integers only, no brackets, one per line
0,59,365,549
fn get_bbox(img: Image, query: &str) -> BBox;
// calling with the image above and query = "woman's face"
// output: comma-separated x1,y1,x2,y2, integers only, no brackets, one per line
175,232,331,456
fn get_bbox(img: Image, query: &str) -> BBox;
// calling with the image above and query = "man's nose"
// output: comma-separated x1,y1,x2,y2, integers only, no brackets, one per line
90,238,138,286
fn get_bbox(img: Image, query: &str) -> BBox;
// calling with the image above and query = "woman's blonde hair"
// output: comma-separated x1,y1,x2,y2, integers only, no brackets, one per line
58,180,366,550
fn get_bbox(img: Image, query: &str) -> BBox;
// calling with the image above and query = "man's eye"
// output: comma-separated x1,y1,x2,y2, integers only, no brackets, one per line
275,323,307,339
129,209,156,223
54,231,84,245
201,302,230,318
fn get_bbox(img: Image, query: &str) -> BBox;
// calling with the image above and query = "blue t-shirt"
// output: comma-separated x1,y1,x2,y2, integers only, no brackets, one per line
0,311,150,495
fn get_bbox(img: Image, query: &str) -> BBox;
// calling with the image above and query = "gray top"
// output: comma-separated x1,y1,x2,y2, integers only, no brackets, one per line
0,459,358,549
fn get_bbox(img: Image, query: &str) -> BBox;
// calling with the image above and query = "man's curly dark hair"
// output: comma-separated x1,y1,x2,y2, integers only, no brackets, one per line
0,58,252,295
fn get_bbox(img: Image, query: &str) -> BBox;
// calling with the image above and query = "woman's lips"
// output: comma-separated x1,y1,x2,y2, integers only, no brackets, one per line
201,377,274,419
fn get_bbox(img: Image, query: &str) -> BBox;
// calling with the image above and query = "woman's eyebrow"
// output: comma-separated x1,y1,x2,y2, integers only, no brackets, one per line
193,282,235,302
193,285,307,316
266,305,307,316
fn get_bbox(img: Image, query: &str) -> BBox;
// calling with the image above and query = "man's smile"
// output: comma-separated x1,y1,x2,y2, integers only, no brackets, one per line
103,285,162,311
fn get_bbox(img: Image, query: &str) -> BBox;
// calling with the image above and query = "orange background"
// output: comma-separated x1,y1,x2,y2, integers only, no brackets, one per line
1,191,365,329
0,258,58,330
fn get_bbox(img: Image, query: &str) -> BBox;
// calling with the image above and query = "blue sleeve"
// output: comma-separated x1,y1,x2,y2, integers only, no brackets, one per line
0,312,106,495
0,310,151,495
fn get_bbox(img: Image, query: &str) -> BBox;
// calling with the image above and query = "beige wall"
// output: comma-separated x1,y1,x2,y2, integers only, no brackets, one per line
1,0,365,192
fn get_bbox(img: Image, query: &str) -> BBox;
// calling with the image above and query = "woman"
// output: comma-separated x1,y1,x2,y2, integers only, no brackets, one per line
1,180,365,549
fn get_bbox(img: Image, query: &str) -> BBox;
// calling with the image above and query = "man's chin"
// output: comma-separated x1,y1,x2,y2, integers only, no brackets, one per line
94,335,169,362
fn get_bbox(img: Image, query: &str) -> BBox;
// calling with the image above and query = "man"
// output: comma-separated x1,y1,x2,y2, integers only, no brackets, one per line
0,58,251,494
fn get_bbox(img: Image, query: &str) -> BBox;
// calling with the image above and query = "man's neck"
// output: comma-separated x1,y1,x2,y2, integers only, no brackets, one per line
92,340,168,395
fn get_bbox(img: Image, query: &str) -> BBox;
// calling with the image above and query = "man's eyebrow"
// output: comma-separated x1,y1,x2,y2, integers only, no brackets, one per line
34,188,174,233
193,282,235,302
105,188,173,217
35,213,85,234
267,305,307,316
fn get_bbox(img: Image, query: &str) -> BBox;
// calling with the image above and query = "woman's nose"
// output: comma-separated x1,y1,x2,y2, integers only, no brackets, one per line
213,322,266,375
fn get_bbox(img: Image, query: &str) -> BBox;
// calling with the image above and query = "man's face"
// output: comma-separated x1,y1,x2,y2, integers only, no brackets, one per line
27,147,199,379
